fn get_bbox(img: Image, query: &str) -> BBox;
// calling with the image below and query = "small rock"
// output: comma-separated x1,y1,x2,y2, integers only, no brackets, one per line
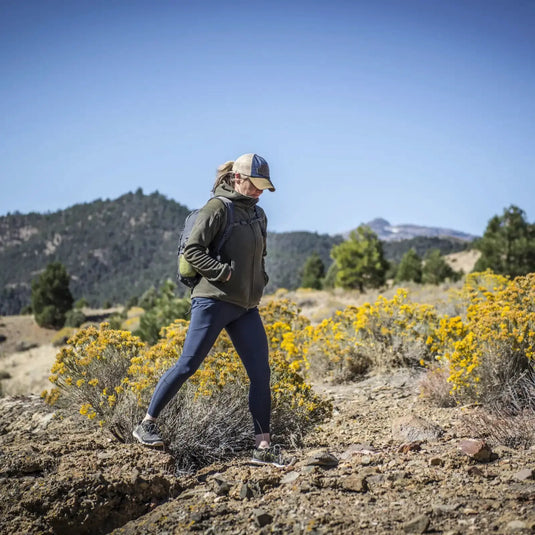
398,441,422,453
506,520,527,532
392,415,442,443
130,468,141,485
466,465,484,477
15,341,38,352
341,474,368,493
340,443,377,460
212,476,232,496
432,503,462,515
305,451,339,468
463,507,478,515
429,457,444,467
403,514,430,533
513,468,534,481
239,483,254,500
302,465,318,474
253,508,273,527
191,511,204,522
280,471,300,485
458,439,493,462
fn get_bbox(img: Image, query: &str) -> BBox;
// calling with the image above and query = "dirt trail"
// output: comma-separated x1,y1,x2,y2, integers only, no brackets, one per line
1,369,534,534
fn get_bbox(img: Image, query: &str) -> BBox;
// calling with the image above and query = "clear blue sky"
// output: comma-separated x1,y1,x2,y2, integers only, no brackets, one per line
1,0,534,237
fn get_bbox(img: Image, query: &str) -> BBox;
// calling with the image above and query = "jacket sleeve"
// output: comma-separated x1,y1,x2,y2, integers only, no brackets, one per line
183,199,232,282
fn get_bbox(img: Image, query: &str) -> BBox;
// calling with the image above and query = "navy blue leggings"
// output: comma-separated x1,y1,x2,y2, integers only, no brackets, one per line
147,297,271,435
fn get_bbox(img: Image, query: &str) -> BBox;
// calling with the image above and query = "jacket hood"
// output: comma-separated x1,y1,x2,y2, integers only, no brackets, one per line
213,184,259,208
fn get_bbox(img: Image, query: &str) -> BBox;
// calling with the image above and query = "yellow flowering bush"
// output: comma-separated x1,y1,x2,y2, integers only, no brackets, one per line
127,319,189,402
44,323,146,429
303,289,440,382
428,272,535,409
43,301,331,466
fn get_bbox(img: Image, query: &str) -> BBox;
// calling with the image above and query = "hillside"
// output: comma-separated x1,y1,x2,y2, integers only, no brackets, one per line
0,190,190,314
1,192,473,315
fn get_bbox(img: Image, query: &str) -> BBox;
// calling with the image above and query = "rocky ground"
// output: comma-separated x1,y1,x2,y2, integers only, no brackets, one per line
1,369,534,534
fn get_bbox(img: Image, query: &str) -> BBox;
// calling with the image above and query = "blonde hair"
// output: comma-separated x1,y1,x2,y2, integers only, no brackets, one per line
212,160,235,192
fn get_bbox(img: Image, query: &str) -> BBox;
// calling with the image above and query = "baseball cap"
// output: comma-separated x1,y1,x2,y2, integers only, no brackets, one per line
232,154,275,192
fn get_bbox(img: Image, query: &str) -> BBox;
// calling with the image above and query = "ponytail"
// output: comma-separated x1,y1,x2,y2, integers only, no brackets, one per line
212,161,235,192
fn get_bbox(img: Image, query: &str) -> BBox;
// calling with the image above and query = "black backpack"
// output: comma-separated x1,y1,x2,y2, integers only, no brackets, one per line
177,196,266,288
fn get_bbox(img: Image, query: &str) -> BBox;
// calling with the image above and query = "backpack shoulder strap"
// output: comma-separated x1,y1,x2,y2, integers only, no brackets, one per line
211,196,234,255
254,205,267,238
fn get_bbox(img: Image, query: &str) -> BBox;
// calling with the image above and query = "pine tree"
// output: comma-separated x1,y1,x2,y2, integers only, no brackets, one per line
474,205,535,277
395,248,422,283
31,262,74,329
330,225,389,291
300,253,325,290
422,249,461,284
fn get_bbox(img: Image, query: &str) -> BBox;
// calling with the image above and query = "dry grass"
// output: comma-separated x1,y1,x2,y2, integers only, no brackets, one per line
418,367,457,408
444,249,481,274
263,281,463,324
461,407,535,449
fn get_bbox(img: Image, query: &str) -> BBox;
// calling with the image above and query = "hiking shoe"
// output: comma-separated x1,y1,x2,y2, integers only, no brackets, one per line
251,445,292,468
132,420,164,447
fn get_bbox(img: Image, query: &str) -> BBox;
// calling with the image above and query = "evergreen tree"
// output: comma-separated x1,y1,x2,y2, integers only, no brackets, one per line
422,249,461,284
322,262,339,289
300,253,325,290
474,205,535,277
31,262,74,328
395,248,422,283
330,225,389,291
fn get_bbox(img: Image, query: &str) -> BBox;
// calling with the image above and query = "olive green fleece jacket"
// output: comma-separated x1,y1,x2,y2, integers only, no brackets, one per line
183,184,269,309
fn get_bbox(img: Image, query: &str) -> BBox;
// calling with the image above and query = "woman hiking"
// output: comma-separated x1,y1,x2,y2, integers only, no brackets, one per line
133,153,286,466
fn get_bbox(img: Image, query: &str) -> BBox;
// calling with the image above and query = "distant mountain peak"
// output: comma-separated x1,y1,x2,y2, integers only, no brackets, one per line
360,218,477,242
367,218,391,228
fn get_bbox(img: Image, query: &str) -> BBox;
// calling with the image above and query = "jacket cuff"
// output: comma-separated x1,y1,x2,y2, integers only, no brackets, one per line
217,264,232,282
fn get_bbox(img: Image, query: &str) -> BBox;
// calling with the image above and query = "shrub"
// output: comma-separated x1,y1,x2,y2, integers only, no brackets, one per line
52,326,77,347
43,302,332,470
426,272,535,412
45,324,146,435
304,289,439,382
74,298,89,309
65,309,86,328
134,281,190,345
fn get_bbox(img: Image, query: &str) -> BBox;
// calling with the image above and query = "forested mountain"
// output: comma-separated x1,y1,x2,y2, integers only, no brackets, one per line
265,232,343,293
0,191,471,315
0,191,342,314
0,190,190,314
